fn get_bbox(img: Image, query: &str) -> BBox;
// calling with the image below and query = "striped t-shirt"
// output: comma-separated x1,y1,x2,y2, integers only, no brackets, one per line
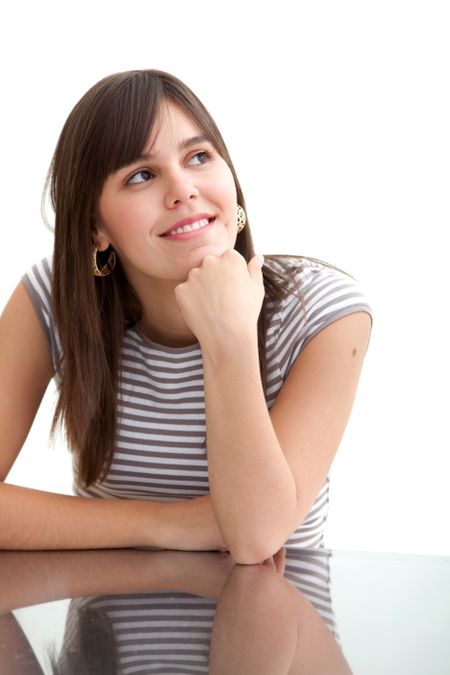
23,255,372,549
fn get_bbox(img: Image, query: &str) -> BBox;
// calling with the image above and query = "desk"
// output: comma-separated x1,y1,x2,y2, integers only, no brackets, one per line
0,548,449,674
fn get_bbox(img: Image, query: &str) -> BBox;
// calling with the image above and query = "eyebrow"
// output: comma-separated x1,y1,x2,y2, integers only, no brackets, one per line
123,135,211,167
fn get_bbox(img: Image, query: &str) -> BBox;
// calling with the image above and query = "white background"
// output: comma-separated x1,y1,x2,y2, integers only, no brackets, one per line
1,0,449,555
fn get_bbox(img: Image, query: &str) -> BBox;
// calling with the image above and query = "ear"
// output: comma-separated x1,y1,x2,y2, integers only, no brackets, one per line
91,218,111,252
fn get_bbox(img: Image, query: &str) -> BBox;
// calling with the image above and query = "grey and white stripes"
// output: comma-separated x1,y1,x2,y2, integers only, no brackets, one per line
23,255,372,549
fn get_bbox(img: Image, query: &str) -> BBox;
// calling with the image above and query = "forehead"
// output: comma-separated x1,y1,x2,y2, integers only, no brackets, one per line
146,101,204,153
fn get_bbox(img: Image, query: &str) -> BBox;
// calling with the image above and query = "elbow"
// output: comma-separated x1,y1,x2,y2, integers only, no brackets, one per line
224,503,301,565
229,549,268,566
228,536,286,566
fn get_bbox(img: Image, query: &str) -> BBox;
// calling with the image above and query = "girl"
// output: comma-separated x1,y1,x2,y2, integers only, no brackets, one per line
0,69,372,563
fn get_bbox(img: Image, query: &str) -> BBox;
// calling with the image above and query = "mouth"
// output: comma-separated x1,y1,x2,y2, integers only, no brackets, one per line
160,216,216,240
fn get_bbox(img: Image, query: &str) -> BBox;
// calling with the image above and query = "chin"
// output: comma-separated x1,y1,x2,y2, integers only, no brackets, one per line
188,245,227,265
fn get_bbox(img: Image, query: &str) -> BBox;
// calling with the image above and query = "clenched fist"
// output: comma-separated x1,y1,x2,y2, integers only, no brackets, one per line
174,249,265,347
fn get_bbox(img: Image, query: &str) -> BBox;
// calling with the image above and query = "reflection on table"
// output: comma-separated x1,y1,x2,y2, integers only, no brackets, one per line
0,547,348,674
1,547,449,674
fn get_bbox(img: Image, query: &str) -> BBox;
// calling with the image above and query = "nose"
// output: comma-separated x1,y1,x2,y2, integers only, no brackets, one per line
164,170,200,209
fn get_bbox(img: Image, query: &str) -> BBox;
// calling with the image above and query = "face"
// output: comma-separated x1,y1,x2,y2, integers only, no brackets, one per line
95,100,238,290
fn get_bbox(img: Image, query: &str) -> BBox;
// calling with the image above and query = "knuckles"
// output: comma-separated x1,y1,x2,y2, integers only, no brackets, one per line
183,250,246,285
174,284,183,296
202,254,218,264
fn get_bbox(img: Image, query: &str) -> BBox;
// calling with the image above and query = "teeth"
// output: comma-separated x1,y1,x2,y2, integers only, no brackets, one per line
167,218,210,237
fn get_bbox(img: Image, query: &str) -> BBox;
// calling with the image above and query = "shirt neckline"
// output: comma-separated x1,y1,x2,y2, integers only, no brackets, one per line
132,325,201,354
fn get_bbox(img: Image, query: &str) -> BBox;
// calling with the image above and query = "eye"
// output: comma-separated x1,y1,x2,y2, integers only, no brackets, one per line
188,150,214,166
127,169,154,185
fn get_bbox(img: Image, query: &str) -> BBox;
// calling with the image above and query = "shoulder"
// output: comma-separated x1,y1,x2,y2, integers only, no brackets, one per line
22,255,53,301
264,254,360,292
263,255,371,314
21,255,60,370
262,254,372,366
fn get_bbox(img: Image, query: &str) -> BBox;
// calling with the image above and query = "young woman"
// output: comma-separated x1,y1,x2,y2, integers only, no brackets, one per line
0,69,372,564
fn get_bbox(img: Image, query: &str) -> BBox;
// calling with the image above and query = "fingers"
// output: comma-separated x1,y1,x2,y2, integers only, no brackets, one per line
262,547,286,574
273,547,286,575
247,254,264,280
262,557,276,570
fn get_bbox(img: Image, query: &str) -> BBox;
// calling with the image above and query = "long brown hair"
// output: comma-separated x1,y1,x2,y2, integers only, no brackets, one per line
47,69,328,486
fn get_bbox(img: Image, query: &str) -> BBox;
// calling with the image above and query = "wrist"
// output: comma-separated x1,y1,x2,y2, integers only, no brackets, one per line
150,500,199,551
200,331,259,368
155,496,228,552
135,499,170,549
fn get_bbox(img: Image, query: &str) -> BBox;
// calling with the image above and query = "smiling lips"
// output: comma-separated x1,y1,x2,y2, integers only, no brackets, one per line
160,213,216,238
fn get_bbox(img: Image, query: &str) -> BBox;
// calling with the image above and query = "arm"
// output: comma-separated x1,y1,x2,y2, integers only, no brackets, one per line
0,282,226,551
202,311,372,564
0,549,236,612
0,282,159,550
209,562,353,675
174,250,372,564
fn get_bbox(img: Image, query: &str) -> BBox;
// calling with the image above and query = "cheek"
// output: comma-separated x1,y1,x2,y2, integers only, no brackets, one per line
98,195,149,240
211,166,237,203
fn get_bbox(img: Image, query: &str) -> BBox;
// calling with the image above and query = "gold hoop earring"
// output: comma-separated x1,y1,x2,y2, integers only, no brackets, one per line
92,245,116,277
237,204,247,233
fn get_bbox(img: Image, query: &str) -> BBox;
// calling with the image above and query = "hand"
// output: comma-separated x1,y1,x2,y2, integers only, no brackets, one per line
262,547,286,575
161,495,229,553
174,250,265,346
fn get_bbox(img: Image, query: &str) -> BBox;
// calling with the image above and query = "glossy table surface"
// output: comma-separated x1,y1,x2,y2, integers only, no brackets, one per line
0,547,449,674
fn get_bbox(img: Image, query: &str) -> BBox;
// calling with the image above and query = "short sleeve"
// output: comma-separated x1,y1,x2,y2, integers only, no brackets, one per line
21,256,61,372
270,257,373,379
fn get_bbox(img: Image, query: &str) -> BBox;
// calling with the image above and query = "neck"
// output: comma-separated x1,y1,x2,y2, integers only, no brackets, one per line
138,314,198,348
135,282,198,348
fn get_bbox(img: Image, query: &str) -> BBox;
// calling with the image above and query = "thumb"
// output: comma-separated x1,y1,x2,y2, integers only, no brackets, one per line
248,254,264,278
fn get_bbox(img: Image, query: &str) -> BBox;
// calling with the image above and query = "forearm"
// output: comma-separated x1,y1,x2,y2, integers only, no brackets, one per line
0,549,235,612
201,336,298,563
0,481,164,550
0,550,169,611
0,482,227,553
209,565,299,675
211,563,352,675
